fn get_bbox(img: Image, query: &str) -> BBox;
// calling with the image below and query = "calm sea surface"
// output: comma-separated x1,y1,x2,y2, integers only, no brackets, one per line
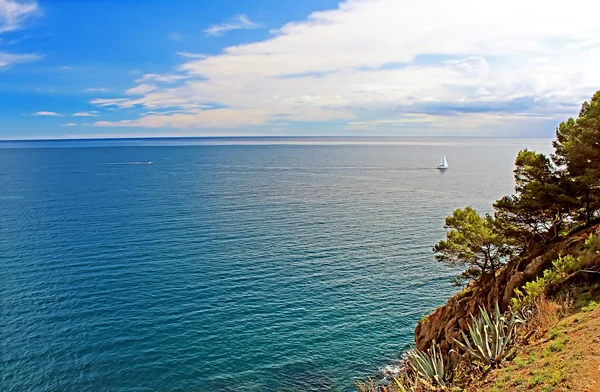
1,137,552,391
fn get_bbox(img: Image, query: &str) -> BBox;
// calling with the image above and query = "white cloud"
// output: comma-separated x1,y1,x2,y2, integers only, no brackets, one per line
126,84,156,95
204,14,259,37
167,32,182,41
93,0,600,133
0,51,40,68
84,88,107,92
0,1,42,69
346,113,559,135
33,111,60,116
90,98,132,108
0,0,39,33
94,108,271,129
176,52,207,59
61,123,77,127
72,111,99,117
135,73,187,84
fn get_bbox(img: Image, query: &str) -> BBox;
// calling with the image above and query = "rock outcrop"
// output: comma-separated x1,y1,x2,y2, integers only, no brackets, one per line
414,224,600,352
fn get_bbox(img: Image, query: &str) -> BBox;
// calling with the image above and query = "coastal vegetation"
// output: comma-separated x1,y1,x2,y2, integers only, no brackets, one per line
357,90,600,391
433,207,511,285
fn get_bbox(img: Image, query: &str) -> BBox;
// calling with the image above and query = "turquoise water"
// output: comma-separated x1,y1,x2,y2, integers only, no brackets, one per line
1,137,551,391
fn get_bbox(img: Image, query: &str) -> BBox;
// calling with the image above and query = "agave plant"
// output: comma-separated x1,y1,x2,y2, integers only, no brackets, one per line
453,302,523,368
404,340,454,390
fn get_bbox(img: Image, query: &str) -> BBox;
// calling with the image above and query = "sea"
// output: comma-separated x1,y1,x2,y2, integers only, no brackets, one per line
0,137,553,391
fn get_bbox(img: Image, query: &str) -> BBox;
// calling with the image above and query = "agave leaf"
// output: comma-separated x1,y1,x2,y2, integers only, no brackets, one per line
393,377,408,392
405,339,454,388
453,302,521,368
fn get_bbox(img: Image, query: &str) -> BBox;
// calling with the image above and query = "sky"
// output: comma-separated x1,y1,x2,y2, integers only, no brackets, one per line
0,0,599,139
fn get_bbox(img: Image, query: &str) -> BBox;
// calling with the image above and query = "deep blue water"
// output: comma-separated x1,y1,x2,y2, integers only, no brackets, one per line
1,137,552,391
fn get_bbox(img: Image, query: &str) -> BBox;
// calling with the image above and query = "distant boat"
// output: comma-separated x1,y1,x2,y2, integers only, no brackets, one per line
437,153,448,170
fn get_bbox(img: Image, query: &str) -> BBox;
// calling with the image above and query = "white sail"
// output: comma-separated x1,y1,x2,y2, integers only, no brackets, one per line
438,153,448,169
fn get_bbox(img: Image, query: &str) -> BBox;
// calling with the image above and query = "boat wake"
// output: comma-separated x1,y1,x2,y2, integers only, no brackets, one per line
99,162,153,165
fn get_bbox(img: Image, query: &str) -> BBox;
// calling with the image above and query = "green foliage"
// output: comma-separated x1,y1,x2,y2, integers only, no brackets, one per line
488,91,600,256
582,300,598,312
548,339,566,352
550,254,579,277
513,353,537,369
453,302,523,368
435,91,600,289
493,149,573,248
583,233,600,252
549,328,562,340
577,232,600,269
510,254,580,310
544,338,568,356
553,91,600,224
434,207,511,283
392,377,408,392
416,93,600,390
530,371,548,386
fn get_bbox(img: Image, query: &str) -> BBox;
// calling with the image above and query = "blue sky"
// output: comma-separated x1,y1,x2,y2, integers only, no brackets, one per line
0,0,599,139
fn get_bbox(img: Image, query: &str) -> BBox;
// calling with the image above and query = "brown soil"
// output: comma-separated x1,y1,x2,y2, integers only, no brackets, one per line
471,300,600,392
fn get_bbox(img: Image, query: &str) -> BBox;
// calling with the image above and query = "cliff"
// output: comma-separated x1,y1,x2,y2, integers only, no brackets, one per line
414,223,600,353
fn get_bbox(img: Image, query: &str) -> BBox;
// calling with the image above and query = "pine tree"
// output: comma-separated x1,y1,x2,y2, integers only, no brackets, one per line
434,207,511,283
553,91,600,225
494,150,573,248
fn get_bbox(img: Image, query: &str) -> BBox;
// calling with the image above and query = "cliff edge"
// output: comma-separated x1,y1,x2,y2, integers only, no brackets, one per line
414,223,600,353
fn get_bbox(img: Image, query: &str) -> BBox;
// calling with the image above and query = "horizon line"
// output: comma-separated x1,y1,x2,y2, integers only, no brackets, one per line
0,135,553,143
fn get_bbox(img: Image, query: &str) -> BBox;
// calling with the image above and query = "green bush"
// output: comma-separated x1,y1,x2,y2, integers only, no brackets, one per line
582,300,598,312
510,254,580,310
583,233,600,252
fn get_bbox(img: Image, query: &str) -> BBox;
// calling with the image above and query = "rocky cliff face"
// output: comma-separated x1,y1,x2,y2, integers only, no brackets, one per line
414,224,600,352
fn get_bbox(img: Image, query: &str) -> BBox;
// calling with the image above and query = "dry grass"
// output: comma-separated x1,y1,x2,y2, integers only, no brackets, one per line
471,293,600,392
357,289,600,392
522,296,572,341
356,377,384,392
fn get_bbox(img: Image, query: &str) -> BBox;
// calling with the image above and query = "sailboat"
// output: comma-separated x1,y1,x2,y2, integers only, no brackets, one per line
437,153,448,170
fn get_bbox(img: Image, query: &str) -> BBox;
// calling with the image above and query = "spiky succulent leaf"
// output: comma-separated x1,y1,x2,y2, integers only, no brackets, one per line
405,339,454,389
453,302,522,368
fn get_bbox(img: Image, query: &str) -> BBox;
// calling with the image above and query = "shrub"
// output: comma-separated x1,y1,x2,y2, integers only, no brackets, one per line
583,232,600,252
510,254,580,310
453,302,523,368
582,300,598,312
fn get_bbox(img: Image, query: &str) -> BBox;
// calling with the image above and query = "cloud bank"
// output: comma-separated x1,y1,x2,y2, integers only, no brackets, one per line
93,0,600,134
